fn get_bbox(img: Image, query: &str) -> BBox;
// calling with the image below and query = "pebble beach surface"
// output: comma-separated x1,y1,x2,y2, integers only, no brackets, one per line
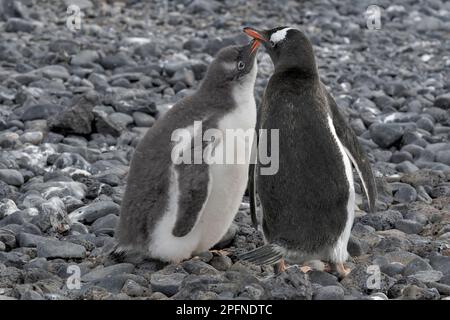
0,0,449,300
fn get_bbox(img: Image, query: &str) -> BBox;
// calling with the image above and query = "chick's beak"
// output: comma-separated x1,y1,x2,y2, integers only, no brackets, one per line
250,39,260,54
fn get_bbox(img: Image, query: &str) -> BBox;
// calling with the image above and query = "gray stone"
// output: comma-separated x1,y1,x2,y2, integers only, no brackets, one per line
434,93,450,110
0,169,24,187
210,255,232,271
313,285,344,300
369,123,404,148
150,272,186,297
20,131,43,145
182,260,220,275
358,210,403,231
403,258,433,276
37,240,86,259
69,201,120,224
49,95,95,135
429,255,450,276
307,271,339,287
380,262,405,277
408,270,443,283
90,214,118,235
436,150,450,166
263,266,313,300
71,50,99,66
132,112,155,127
121,279,146,297
395,219,423,234
82,263,135,282
5,18,36,33
213,223,238,249
108,112,134,129
393,184,417,203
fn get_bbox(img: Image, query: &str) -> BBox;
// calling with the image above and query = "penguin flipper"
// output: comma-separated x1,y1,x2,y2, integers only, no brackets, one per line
249,99,263,228
325,89,378,213
171,161,212,237
238,244,284,265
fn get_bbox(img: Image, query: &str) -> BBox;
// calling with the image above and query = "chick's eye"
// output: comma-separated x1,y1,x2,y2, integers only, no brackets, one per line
237,61,245,70
270,41,276,47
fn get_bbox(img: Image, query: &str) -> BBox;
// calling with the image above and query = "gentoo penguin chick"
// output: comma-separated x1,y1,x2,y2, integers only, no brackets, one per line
112,41,260,263
241,27,377,278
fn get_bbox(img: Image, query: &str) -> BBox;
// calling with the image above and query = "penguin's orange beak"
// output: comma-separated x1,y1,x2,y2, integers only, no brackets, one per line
244,27,267,54
243,27,267,42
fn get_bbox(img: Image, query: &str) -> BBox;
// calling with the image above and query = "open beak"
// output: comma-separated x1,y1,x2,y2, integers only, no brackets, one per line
243,27,267,42
250,39,260,54
244,27,267,55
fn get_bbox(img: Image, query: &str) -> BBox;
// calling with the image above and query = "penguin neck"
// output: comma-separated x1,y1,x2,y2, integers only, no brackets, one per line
274,60,319,81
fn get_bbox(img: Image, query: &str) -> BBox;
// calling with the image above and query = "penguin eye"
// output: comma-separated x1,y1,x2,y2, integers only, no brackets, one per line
237,61,245,70
270,40,276,47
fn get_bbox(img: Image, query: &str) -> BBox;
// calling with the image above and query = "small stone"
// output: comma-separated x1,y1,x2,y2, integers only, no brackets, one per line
71,50,99,66
393,184,417,203
401,285,440,300
20,131,43,145
90,214,118,236
210,255,232,271
358,210,403,231
369,292,388,300
380,262,405,277
434,93,450,110
121,279,145,297
403,258,433,277
182,260,219,275
0,132,19,148
5,18,36,33
69,201,120,224
150,272,186,297
436,150,450,166
213,223,238,249
0,169,24,187
307,271,339,287
82,263,135,282
132,112,155,127
429,255,450,276
395,219,423,234
369,123,404,148
313,285,344,300
108,112,134,129
409,270,443,283
37,240,86,259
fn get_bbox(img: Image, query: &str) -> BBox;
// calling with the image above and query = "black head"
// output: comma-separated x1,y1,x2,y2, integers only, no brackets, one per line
200,41,260,91
243,26,317,77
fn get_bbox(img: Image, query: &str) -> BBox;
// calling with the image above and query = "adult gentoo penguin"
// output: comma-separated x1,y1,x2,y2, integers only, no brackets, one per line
113,41,260,263
241,26,377,278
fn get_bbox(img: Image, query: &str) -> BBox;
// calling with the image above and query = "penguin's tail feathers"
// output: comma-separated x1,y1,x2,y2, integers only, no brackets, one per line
238,244,284,266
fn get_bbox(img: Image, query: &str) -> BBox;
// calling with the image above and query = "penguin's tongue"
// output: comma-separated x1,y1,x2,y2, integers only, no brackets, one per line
250,40,261,54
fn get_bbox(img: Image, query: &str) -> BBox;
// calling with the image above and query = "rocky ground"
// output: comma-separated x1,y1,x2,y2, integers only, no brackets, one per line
0,0,450,300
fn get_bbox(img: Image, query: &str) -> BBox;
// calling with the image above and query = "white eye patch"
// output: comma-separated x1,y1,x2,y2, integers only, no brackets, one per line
270,27,293,44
